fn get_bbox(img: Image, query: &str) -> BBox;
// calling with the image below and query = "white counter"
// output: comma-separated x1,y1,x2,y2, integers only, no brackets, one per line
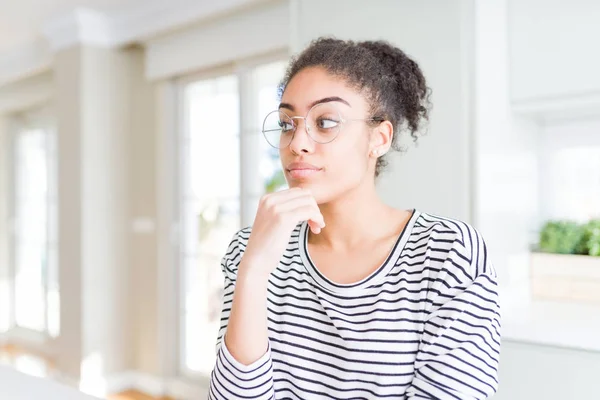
501,284,600,352
0,365,100,400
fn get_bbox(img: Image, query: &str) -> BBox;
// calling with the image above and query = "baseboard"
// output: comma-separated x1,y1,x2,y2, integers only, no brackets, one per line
106,371,166,397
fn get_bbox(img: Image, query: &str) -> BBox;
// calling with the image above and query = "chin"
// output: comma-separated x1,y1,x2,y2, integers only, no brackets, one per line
287,180,312,190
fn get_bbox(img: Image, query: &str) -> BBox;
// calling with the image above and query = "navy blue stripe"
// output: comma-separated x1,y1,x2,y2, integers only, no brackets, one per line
269,317,423,345
271,346,416,377
269,325,422,354
274,358,412,387
415,369,462,400
273,368,405,398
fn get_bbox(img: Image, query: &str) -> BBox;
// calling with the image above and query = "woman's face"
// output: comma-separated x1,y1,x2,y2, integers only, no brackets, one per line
278,67,385,204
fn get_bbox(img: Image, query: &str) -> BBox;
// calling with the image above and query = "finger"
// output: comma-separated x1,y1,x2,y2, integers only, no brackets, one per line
307,220,323,234
284,205,325,229
283,199,324,228
273,194,319,215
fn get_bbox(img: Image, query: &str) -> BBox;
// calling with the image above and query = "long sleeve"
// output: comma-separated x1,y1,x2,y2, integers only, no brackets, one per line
406,224,501,399
208,230,275,400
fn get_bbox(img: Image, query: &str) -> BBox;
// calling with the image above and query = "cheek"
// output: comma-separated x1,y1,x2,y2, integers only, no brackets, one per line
324,139,370,181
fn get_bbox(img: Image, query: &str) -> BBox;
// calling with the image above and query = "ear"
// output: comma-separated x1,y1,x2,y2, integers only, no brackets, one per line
368,120,393,156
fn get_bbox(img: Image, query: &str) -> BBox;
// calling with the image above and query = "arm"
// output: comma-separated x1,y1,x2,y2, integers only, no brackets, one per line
208,232,275,400
209,188,325,399
406,228,501,399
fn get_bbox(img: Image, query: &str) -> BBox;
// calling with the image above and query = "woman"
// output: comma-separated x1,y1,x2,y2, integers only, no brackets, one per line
209,38,501,400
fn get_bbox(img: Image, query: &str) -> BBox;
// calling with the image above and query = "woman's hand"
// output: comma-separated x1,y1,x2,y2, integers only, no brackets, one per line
241,187,325,278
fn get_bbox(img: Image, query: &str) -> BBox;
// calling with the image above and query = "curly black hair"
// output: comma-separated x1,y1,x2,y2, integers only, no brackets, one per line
278,37,432,177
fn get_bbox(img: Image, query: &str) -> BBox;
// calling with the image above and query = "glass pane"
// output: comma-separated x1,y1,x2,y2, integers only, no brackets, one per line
0,277,11,332
47,131,59,337
182,198,240,374
47,245,60,338
186,76,240,200
181,75,241,375
543,147,600,221
13,130,48,332
255,61,288,194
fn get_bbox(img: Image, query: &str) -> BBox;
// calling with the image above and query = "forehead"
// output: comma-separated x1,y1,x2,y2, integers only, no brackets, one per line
281,67,367,112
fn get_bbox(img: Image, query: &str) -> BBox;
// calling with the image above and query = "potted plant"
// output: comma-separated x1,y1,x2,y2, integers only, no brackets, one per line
531,219,600,304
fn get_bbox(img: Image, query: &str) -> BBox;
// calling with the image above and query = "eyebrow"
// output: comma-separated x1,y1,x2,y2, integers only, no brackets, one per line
278,96,351,111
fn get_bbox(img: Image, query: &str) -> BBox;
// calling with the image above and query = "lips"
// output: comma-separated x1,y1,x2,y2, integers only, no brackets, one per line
286,162,322,179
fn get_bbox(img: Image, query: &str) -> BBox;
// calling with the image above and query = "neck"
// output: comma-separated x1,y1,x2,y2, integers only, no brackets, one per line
310,179,395,250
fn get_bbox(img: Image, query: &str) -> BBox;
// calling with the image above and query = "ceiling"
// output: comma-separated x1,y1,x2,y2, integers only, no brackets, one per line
0,0,150,53
0,0,254,54
0,0,264,86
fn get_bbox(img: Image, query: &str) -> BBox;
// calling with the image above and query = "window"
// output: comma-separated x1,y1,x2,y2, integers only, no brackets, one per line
254,62,290,196
178,60,287,376
1,113,58,338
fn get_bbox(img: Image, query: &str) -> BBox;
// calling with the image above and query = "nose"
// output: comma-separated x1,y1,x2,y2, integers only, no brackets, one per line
288,117,315,154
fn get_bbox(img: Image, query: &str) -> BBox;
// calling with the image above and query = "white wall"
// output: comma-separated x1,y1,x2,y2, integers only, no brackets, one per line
0,116,9,333
473,0,540,287
0,71,52,115
128,49,160,376
80,45,132,379
291,0,474,221
53,45,143,390
145,0,290,80
54,46,84,378
509,0,600,102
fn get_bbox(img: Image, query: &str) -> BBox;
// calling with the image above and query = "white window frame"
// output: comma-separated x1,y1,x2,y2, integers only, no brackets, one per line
2,105,58,346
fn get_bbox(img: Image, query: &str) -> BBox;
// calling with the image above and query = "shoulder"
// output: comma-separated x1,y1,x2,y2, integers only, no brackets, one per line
220,223,304,278
414,211,483,249
413,211,494,280
221,226,252,269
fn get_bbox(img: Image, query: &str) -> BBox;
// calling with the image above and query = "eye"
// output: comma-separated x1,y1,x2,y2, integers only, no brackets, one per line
279,120,294,133
316,118,340,129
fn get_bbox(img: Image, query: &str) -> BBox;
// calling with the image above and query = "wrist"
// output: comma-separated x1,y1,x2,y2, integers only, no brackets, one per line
237,258,272,283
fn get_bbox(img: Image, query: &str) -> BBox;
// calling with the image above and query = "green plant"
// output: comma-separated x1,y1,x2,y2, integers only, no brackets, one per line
539,221,585,255
583,220,600,257
538,219,600,256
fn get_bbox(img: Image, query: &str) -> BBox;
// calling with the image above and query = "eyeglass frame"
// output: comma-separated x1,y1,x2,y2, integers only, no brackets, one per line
261,101,385,148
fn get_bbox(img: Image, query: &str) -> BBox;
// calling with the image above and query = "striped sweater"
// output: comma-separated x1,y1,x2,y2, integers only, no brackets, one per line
209,210,501,399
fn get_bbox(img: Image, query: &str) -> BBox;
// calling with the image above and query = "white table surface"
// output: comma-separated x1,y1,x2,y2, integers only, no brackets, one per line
501,284,600,352
0,365,100,400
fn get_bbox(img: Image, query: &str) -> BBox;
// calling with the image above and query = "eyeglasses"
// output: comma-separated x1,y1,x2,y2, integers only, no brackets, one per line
261,102,383,149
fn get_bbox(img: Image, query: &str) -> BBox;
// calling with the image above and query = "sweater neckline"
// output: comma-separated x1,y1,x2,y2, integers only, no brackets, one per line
298,209,420,294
